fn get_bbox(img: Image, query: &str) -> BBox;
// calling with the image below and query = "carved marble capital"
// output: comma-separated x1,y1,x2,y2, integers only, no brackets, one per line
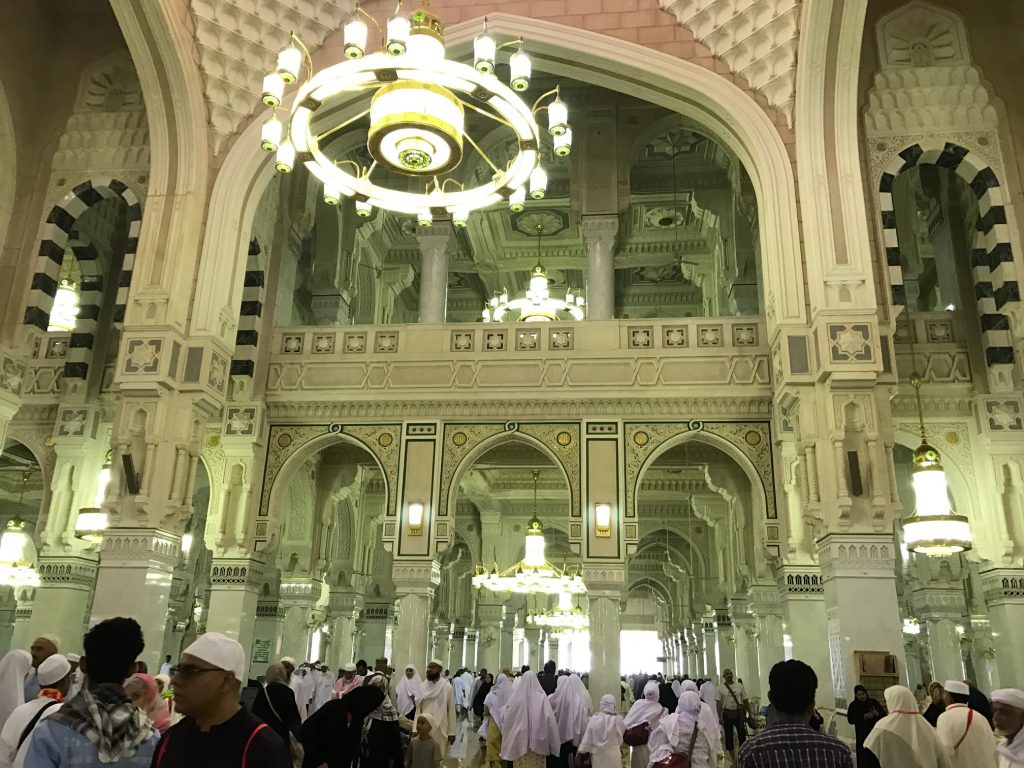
817,533,896,582
583,563,626,598
280,578,324,605
911,587,967,620
36,554,100,590
392,559,441,595
979,568,1024,607
99,528,181,570
209,557,265,591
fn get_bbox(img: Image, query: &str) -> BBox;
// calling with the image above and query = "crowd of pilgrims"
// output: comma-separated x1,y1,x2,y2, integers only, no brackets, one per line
0,620,1021,768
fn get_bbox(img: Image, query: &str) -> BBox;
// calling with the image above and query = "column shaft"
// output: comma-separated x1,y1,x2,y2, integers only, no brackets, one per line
30,555,99,653
588,595,621,706
205,558,263,676
582,216,618,320
89,529,179,671
416,227,451,324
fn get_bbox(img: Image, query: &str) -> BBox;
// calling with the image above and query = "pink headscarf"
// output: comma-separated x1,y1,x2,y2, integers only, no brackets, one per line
125,673,171,733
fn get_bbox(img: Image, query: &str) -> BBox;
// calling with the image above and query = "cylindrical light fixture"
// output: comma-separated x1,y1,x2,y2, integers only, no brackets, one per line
277,45,302,84
510,50,531,91
417,209,433,228
387,14,411,55
355,200,373,218
554,128,572,157
344,16,368,59
260,117,283,152
509,186,526,212
275,140,295,173
474,35,496,74
529,167,547,199
262,73,285,107
548,98,568,136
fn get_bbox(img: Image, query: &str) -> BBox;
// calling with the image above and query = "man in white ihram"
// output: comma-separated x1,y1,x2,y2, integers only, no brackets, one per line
416,659,457,758
936,679,997,768
993,688,1024,768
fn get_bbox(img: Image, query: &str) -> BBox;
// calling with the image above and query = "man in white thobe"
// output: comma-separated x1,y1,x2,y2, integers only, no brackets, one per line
416,659,457,758
460,670,474,717
936,680,998,768
993,688,1024,768
452,669,467,716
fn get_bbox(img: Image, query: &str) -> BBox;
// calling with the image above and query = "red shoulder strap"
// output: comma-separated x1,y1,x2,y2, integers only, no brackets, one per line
953,708,974,751
156,733,171,768
242,722,269,768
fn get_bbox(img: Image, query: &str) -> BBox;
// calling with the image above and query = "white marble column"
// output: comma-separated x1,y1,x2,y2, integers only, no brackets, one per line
477,602,503,673
450,626,466,670
205,558,264,675
715,608,737,675
966,618,999,692
587,567,624,707
252,599,286,677
582,216,618,320
357,603,392,664
818,534,905,708
280,579,323,662
29,554,99,653
702,611,718,679
731,603,760,701
416,224,452,324
980,568,1024,687
548,634,561,670
327,592,362,668
0,587,15,655
776,567,834,706
10,587,35,652
499,622,515,671
392,561,439,671
89,529,180,671
524,627,541,669
912,587,966,683
464,629,479,671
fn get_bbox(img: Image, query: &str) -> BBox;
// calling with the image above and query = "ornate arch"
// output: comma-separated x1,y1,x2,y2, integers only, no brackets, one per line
258,424,400,552
877,141,1019,376
22,179,143,381
190,14,805,352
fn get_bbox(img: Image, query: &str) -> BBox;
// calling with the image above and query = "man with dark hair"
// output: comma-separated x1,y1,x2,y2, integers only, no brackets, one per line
25,618,160,767
736,660,852,768
355,660,369,677
538,660,558,696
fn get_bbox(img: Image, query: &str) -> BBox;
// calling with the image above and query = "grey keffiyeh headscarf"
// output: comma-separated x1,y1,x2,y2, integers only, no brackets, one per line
366,672,399,722
50,682,153,763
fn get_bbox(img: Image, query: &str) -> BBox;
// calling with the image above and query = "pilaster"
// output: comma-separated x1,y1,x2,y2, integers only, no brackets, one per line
280,577,324,661
358,601,393,664
206,556,264,675
730,597,760,700
750,583,783,697
30,554,99,652
818,533,905,707
714,607,736,676
910,585,967,682
476,601,503,673
702,609,717,679
585,564,625,706
253,598,287,676
775,565,833,705
391,559,440,670
89,528,181,670
979,568,1024,686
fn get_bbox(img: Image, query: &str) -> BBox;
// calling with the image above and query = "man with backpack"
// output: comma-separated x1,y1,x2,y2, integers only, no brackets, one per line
0,653,72,767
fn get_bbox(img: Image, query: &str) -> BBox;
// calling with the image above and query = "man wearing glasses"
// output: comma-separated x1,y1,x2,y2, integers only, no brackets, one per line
152,633,290,768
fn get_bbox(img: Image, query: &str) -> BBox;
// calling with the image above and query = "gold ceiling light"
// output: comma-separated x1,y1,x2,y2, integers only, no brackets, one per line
258,3,571,227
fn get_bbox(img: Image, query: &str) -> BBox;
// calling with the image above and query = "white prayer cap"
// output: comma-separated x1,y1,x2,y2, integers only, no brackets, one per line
992,688,1024,711
38,654,71,686
184,632,246,683
428,659,444,667
37,634,61,649
342,663,357,672
66,653,80,663
280,656,296,666
944,680,970,695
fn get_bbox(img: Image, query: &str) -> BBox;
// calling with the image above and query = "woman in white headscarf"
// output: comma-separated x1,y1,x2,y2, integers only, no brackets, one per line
0,651,31,729
481,673,512,768
623,681,666,768
396,664,423,720
578,695,625,768
500,670,561,768
549,674,592,768
647,692,715,768
679,680,721,757
864,685,952,768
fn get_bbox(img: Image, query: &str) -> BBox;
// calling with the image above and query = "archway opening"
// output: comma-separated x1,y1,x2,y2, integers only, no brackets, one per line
454,439,580,673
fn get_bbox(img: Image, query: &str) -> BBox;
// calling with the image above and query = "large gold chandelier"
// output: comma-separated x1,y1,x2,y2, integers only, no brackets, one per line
258,3,571,226
472,470,585,595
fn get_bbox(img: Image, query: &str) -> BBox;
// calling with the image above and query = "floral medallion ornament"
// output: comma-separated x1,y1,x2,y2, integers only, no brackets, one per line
258,3,571,226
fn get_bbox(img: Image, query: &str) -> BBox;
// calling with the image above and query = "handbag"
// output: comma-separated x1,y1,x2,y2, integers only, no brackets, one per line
623,722,651,746
651,721,700,768
262,684,305,768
